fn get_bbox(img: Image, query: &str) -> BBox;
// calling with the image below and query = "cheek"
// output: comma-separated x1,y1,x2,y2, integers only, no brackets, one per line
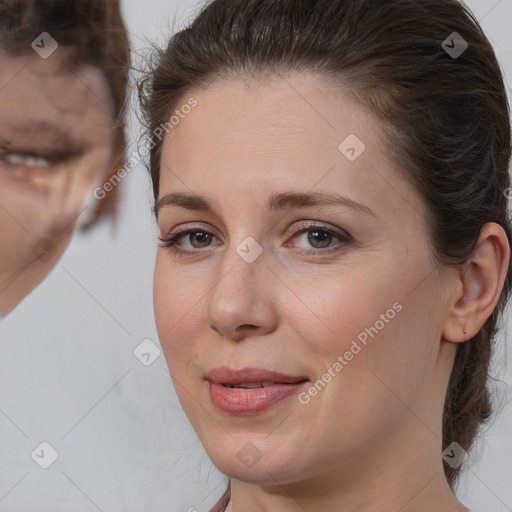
0,186,70,269
79,146,112,185
43,143,113,228
153,257,205,369
296,266,442,438
282,262,408,360
290,254,440,383
60,144,112,202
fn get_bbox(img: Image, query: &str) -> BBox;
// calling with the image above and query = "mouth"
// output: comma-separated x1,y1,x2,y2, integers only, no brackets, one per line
221,382,278,389
206,367,309,415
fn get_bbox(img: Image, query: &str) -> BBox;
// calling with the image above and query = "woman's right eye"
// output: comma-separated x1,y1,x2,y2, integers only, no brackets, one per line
159,228,220,257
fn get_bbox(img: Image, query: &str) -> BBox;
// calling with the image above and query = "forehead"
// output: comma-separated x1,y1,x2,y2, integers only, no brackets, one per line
165,76,357,163
160,74,385,194
158,74,428,230
0,49,113,146
166,74,373,145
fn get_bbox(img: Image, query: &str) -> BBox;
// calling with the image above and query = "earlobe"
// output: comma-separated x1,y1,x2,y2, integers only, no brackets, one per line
442,222,510,344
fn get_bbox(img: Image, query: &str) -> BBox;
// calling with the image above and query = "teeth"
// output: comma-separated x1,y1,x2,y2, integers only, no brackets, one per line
223,382,274,389
243,382,265,389
6,154,50,167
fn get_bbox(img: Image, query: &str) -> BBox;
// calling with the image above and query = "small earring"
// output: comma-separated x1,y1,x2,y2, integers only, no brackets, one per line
463,328,468,335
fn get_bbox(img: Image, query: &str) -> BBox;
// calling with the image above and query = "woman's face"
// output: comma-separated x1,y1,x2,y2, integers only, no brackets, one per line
154,74,457,489
0,49,114,316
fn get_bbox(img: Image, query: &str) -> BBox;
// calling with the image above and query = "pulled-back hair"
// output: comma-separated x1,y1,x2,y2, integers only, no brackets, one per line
0,0,130,227
139,0,512,489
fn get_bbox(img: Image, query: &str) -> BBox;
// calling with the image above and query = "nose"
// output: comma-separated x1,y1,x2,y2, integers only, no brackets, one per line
205,241,279,342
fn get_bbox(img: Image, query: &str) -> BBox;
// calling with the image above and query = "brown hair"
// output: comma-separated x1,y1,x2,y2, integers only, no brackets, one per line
0,0,131,228
139,0,512,490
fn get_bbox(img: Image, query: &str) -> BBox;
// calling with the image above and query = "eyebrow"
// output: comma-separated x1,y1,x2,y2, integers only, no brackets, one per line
154,191,378,218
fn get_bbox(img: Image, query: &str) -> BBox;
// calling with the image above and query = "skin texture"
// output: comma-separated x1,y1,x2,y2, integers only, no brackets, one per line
153,73,509,512
0,48,114,316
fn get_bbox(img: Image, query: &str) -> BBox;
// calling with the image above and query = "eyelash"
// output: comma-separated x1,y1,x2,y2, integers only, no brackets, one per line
158,222,353,258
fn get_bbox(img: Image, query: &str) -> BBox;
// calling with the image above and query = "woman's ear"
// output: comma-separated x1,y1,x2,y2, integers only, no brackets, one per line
442,222,510,343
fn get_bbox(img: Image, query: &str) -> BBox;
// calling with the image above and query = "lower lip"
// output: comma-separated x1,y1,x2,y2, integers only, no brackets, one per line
208,381,307,415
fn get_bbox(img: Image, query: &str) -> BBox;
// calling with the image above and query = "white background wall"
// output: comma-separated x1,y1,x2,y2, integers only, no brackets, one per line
0,0,511,511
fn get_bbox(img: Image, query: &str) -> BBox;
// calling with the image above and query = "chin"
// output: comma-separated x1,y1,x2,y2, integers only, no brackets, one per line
203,433,301,485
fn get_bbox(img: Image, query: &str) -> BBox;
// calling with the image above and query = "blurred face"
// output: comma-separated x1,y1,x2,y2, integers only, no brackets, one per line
154,74,455,491
0,49,114,316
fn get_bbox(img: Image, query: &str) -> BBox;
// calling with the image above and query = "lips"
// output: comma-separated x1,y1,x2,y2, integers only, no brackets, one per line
206,367,308,415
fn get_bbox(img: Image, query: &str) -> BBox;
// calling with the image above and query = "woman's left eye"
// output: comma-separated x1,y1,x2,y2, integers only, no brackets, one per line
159,223,352,257
288,225,351,252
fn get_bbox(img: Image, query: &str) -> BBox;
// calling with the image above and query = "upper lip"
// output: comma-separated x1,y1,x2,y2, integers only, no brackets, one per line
206,366,308,385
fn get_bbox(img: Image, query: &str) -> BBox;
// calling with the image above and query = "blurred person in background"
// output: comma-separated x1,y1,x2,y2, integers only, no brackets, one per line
0,0,130,317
